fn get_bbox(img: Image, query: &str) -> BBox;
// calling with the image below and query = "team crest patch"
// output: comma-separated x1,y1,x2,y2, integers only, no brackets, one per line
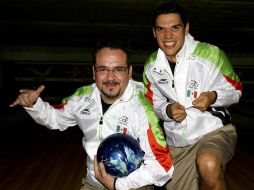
187,80,198,98
116,116,129,134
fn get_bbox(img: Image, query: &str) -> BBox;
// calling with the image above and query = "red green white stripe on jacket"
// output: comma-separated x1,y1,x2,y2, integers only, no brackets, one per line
138,92,172,172
194,43,242,92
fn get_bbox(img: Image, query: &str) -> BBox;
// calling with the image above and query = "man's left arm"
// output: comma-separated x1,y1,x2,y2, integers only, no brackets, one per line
115,100,174,190
212,50,242,107
94,156,116,190
192,91,217,112
197,50,242,109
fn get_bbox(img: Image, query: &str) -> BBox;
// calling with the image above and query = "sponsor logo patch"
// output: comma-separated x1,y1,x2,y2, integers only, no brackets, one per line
158,78,168,84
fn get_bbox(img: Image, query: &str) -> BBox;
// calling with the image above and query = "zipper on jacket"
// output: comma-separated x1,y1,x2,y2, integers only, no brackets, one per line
99,116,103,142
98,100,119,142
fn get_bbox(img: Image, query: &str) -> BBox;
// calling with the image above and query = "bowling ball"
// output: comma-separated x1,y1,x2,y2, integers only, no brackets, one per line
97,133,144,178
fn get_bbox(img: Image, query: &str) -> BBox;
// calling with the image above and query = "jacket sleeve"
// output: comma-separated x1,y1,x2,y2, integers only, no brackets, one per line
143,65,173,122
115,94,174,190
24,97,77,131
202,49,242,107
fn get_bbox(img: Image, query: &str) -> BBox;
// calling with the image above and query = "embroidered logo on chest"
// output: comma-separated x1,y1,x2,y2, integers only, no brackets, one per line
116,116,129,134
80,108,90,115
186,80,198,98
157,78,168,84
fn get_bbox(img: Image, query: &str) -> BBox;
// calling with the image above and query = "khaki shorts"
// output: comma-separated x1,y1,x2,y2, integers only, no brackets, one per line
80,178,154,190
164,124,237,190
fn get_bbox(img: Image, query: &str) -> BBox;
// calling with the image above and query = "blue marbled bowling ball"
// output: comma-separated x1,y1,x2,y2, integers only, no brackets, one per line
97,133,144,178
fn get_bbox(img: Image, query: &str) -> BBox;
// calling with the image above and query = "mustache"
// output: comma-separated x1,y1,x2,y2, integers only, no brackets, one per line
102,80,120,85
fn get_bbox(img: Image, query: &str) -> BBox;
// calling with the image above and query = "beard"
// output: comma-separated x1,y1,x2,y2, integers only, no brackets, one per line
101,80,121,100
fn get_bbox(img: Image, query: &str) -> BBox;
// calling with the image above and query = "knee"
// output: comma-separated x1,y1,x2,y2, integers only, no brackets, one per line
196,152,223,177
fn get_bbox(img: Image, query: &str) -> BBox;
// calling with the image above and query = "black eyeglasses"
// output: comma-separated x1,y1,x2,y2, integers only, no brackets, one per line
94,66,129,75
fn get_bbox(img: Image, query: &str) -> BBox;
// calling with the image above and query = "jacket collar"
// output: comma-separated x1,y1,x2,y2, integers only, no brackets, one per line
119,79,136,102
177,33,197,61
152,49,169,75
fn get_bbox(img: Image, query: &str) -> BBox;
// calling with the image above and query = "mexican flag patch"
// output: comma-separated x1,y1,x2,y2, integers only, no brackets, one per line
187,90,198,98
116,125,127,134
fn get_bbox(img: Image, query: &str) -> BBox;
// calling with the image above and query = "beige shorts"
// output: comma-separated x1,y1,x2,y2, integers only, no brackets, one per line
164,124,237,190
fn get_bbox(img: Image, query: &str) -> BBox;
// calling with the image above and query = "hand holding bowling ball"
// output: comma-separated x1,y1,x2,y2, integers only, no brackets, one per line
97,133,144,178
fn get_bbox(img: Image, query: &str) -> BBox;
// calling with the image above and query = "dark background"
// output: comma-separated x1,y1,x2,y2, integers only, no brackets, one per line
0,0,253,105
0,0,254,52
0,0,254,189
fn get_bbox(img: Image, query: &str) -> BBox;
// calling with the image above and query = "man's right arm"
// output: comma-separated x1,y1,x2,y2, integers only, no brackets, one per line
143,67,187,123
166,102,187,123
10,85,45,108
10,85,77,130
143,68,175,122
24,97,77,131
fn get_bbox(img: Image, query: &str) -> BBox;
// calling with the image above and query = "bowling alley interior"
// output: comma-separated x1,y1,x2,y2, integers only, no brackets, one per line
0,0,254,189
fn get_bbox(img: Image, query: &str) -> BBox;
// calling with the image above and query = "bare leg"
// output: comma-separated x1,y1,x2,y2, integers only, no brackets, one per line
197,152,227,190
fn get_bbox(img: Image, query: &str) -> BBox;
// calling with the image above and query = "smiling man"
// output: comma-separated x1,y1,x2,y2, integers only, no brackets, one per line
143,2,242,190
93,46,131,104
10,39,174,190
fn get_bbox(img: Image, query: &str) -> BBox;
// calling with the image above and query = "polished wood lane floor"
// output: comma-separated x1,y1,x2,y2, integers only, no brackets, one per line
0,114,86,190
0,111,254,190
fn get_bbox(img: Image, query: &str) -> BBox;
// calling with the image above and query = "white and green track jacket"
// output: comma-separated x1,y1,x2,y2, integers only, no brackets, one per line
24,79,174,190
143,34,242,147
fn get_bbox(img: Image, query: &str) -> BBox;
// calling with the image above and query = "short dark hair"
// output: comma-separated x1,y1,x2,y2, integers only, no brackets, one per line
93,38,132,65
152,2,188,27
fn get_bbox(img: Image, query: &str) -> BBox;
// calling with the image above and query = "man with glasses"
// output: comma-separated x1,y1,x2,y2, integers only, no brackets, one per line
10,40,174,190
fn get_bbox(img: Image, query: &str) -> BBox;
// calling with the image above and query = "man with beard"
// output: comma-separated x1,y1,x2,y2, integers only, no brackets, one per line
10,39,174,190
143,2,242,190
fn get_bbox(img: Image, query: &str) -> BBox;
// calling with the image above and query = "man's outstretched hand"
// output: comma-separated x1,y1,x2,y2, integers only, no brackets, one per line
9,85,45,108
